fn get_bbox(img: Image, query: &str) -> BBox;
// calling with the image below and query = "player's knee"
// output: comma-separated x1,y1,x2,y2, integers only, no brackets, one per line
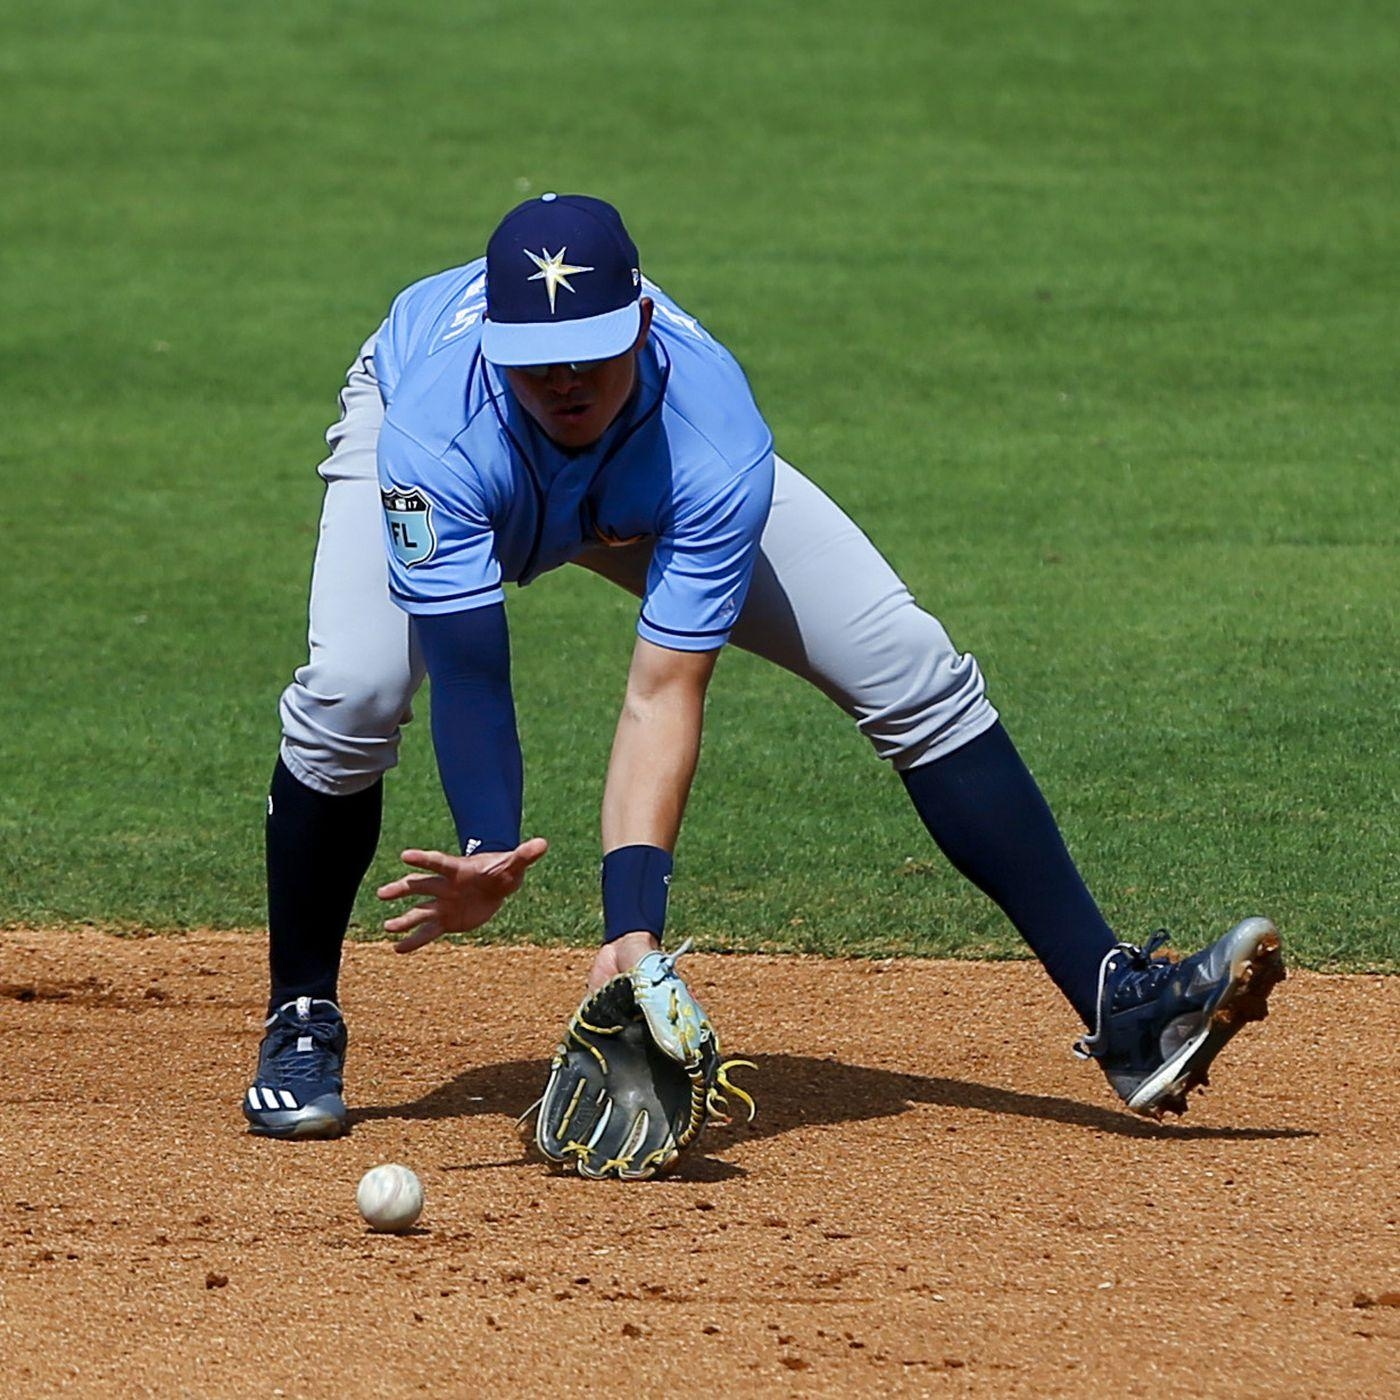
850,618,998,769
329,673,416,739
278,661,418,781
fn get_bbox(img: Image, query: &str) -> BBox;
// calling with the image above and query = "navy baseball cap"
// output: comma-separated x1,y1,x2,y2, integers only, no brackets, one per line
481,193,642,366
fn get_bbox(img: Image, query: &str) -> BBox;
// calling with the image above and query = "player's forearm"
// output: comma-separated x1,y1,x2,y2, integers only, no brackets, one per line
601,640,718,852
600,686,705,852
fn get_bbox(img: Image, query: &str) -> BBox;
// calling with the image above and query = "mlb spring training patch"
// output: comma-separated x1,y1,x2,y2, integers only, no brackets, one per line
381,484,438,568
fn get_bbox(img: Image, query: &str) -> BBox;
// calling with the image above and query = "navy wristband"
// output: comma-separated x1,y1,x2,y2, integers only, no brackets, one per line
601,844,673,944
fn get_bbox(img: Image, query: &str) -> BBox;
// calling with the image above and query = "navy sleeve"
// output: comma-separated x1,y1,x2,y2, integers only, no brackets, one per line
412,604,522,855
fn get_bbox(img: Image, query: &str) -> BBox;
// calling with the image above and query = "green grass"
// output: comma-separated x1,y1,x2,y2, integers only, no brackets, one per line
2,1,1396,969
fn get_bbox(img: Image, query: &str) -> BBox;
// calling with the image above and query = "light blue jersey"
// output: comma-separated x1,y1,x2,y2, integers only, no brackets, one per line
374,260,775,651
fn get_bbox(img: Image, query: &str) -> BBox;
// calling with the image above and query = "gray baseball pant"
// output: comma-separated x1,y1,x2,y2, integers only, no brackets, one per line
278,335,998,795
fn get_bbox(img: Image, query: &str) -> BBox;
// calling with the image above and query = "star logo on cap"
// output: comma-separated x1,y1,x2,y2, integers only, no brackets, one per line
523,246,594,314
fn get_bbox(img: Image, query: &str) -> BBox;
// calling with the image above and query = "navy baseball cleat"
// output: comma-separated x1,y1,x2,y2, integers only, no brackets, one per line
244,996,349,1139
1074,917,1284,1118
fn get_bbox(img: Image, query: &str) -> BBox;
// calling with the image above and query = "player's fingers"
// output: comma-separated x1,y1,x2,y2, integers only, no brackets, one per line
383,901,439,932
398,848,457,874
379,851,462,900
395,873,452,898
483,837,549,885
377,873,447,902
391,915,446,953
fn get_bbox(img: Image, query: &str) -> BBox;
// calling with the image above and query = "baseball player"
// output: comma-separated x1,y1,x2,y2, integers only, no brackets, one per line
245,194,1284,1172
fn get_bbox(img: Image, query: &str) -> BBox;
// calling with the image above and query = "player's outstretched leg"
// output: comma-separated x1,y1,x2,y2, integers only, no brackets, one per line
1073,917,1284,1118
898,722,1118,1027
900,727,1284,1115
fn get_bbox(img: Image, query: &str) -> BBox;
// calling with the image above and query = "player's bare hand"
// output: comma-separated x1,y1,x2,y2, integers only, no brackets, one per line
586,930,661,990
377,838,548,952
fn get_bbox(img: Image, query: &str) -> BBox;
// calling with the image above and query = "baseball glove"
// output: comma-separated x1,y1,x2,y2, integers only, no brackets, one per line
531,941,755,1180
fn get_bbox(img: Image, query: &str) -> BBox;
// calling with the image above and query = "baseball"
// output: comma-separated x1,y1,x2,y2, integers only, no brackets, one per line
355,1164,424,1233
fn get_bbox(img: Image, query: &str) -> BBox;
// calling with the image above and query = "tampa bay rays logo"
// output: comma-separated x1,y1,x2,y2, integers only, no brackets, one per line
381,485,437,568
523,246,593,314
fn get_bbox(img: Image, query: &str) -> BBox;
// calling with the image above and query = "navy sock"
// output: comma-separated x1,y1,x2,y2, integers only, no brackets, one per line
265,757,382,1015
900,722,1116,1025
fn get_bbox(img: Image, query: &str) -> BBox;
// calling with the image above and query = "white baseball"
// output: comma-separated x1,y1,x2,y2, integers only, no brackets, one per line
356,1164,424,1233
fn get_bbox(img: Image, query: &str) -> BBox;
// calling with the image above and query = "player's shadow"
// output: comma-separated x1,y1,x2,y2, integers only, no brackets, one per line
353,1052,1314,1146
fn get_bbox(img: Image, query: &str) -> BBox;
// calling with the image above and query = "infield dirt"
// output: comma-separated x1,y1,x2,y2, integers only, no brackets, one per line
0,928,1395,1396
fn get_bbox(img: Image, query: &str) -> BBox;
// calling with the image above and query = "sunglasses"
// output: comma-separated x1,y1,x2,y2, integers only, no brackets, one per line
514,359,607,380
